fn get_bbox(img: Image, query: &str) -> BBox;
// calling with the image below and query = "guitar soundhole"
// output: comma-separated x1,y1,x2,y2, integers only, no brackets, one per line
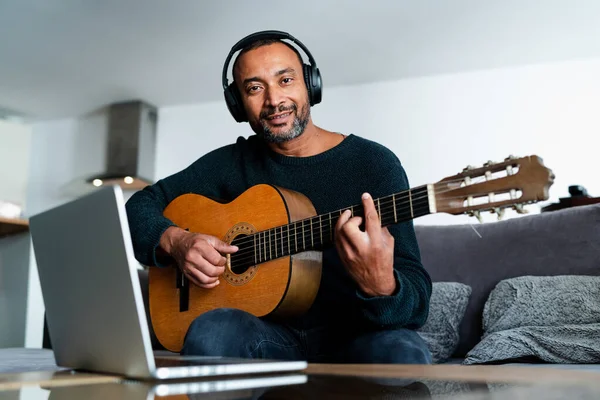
223,223,258,286
230,234,251,275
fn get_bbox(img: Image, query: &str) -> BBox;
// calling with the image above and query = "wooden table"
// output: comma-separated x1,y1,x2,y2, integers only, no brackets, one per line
2,363,600,399
0,370,120,391
306,363,600,384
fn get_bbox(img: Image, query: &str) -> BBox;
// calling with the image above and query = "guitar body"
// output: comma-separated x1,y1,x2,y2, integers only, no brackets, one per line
149,184,323,352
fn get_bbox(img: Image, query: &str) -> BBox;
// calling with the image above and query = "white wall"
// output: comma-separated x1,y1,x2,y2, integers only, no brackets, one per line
21,56,600,347
0,119,31,210
158,58,600,225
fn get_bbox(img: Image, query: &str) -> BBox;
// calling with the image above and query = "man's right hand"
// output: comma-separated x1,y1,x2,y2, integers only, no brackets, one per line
159,226,238,289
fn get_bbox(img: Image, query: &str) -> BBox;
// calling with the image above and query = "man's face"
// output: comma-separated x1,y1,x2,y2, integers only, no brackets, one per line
234,43,310,143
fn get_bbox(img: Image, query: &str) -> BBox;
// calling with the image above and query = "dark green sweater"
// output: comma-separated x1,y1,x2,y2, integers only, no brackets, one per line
125,134,431,332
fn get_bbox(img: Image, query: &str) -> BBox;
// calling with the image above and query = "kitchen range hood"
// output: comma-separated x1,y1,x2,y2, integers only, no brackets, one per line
87,100,157,190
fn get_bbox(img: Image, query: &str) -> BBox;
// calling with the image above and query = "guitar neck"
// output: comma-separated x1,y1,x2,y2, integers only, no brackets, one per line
233,185,434,267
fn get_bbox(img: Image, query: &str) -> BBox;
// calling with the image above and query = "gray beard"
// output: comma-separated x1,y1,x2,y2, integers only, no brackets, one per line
259,103,310,144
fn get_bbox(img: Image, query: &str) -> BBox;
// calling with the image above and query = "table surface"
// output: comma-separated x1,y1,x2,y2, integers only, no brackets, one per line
1,362,600,399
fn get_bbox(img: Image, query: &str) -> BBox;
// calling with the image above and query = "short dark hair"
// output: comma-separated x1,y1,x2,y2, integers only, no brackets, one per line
232,39,305,82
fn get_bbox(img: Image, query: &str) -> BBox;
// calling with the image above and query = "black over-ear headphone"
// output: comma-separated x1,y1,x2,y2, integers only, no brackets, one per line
222,30,323,123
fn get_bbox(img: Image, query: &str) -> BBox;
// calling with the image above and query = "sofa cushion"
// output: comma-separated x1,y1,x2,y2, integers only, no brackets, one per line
463,275,600,364
417,282,472,363
414,203,600,357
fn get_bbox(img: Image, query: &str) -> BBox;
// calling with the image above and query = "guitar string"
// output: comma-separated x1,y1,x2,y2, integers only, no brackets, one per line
226,189,429,252
228,179,525,267
230,182,524,267
228,185,518,266
228,203,432,267
228,204,433,270
227,190,512,263
171,174,519,271
178,169,529,274
224,173,508,251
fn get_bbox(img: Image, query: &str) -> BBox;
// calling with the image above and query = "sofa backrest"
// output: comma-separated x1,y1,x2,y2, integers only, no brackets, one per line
415,203,600,357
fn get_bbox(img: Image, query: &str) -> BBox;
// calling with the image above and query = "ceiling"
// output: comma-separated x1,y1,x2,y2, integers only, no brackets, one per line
1,0,600,119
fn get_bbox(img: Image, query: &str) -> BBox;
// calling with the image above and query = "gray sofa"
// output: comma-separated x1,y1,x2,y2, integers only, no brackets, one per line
415,202,600,367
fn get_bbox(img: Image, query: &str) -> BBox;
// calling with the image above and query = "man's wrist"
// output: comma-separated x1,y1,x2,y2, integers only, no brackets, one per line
360,275,397,297
159,226,184,255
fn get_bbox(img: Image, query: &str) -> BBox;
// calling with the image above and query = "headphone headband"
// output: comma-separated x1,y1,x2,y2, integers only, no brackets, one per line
222,30,318,90
222,30,322,123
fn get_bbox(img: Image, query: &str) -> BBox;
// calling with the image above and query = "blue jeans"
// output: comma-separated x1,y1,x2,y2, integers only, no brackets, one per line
181,308,432,364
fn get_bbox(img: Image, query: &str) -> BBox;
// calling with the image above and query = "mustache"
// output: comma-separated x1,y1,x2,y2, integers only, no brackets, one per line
260,103,297,119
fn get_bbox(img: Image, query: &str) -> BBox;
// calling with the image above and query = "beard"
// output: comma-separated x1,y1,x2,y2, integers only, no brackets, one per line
257,101,310,144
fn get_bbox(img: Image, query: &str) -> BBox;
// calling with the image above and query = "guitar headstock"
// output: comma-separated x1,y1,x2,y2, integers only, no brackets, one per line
434,155,554,221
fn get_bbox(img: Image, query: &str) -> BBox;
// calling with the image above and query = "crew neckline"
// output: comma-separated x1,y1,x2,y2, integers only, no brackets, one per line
264,133,356,166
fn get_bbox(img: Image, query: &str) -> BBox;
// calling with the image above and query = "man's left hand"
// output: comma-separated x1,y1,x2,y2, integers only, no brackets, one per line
334,193,396,297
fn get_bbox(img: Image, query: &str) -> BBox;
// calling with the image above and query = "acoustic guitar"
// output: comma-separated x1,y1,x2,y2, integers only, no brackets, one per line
149,155,554,352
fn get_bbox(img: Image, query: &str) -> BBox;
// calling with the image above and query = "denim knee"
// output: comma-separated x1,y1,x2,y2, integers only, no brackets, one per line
376,330,432,364
344,329,432,364
181,308,258,357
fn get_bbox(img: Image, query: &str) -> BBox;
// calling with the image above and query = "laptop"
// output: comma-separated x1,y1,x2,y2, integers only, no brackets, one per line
29,185,307,380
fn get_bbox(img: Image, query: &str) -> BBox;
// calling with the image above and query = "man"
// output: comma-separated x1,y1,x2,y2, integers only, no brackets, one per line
125,31,432,364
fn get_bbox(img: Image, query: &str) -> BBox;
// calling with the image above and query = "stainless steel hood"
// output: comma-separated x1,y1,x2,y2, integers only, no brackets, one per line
87,100,158,190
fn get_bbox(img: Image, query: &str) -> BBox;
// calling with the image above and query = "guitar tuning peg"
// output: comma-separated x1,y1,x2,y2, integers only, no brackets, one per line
493,207,506,220
462,165,476,172
468,210,483,223
504,155,517,161
483,160,495,167
513,204,528,214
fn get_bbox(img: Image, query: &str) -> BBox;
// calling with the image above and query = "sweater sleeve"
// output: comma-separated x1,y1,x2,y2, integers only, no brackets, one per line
125,165,198,268
352,161,432,330
125,144,238,267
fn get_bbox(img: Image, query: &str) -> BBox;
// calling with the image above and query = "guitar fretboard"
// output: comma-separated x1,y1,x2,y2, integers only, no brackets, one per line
229,185,432,272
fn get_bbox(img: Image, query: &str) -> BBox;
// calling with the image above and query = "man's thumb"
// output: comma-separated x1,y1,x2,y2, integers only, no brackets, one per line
214,238,238,253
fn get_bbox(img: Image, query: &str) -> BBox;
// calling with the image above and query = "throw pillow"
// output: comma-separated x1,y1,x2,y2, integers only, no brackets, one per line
464,275,600,365
417,282,472,363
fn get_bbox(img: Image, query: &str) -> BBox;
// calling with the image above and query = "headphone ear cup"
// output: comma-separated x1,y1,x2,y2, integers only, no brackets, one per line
302,64,313,105
224,83,247,122
303,64,322,106
311,66,322,106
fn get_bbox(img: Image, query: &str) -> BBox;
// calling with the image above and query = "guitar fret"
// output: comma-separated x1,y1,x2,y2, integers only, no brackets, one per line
258,232,262,264
294,222,298,253
319,215,323,246
310,218,314,248
269,229,272,260
302,220,305,250
254,234,257,265
409,189,414,218
274,228,277,258
329,213,333,242
393,194,397,223
263,231,266,262
287,224,290,256
280,226,283,257
351,206,354,217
